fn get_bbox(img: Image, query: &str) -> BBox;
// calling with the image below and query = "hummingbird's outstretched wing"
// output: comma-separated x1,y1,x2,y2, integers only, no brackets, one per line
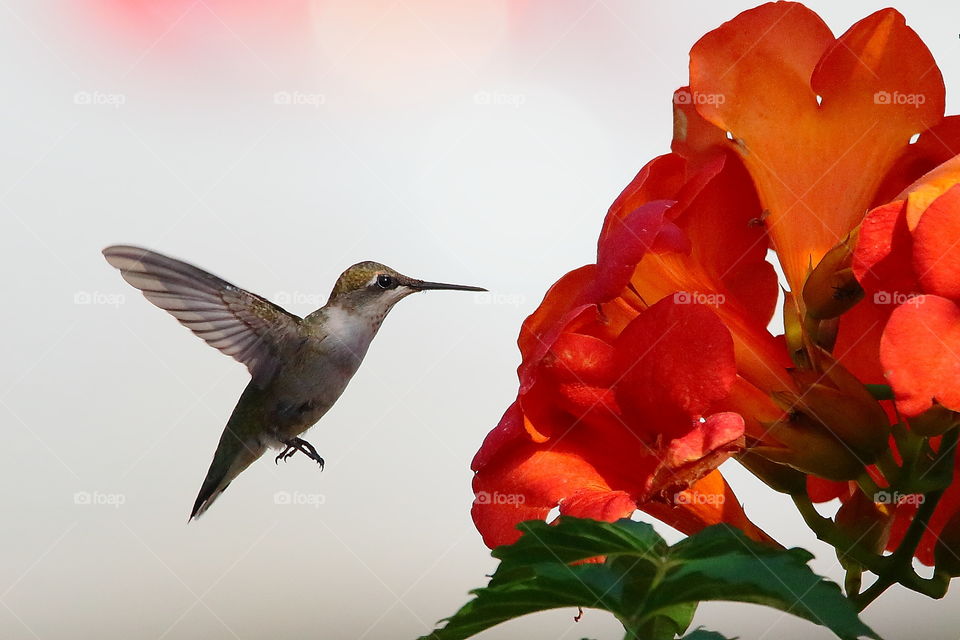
103,245,302,386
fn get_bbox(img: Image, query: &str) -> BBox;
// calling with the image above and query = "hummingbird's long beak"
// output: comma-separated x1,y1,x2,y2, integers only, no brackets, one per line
409,279,487,292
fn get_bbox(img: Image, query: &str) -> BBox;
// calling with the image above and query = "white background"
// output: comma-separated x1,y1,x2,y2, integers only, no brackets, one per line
1,1,958,638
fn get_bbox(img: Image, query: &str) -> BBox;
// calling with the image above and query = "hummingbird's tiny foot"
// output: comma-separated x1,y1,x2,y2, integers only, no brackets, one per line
274,446,298,465
276,437,324,469
295,437,325,470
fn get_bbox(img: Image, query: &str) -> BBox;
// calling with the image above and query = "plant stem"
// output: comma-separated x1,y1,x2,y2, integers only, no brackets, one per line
875,448,901,487
850,428,959,609
855,473,881,501
850,486,947,610
792,482,951,608
844,568,862,598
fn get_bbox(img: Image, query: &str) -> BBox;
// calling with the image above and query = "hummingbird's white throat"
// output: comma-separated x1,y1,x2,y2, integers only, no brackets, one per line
322,289,410,359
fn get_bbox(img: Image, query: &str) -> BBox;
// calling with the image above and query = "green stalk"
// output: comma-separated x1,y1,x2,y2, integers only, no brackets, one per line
851,428,958,609
875,448,901,487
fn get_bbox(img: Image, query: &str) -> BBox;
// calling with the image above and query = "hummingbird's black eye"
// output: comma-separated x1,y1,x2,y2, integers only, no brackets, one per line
376,274,394,289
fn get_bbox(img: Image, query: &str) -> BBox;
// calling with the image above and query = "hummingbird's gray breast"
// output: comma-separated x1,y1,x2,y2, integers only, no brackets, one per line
267,304,380,443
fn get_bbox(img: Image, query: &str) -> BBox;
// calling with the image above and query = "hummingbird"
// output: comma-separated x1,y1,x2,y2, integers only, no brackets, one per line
102,245,485,520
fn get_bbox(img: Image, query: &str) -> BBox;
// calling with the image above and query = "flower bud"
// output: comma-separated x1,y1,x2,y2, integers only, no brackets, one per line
909,404,960,438
754,414,865,481
785,358,891,463
737,450,807,494
803,233,864,320
834,491,892,570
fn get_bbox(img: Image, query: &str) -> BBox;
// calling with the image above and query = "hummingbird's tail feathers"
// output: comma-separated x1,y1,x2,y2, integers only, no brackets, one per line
102,245,302,386
189,428,265,521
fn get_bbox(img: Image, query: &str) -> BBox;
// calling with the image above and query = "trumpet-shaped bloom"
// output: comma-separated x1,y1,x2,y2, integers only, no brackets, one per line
688,2,944,296
472,149,778,548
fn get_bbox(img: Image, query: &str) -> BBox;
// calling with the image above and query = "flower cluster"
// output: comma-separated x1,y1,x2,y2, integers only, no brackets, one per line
472,1,960,575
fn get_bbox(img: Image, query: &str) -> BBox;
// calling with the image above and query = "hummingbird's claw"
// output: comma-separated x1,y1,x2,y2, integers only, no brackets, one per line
274,447,298,465
275,437,325,469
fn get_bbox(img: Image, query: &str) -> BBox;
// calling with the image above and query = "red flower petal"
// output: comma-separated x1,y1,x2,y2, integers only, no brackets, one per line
913,184,960,301
899,154,960,230
875,116,960,204
472,401,528,472
671,86,730,168
470,434,653,548
881,295,960,416
558,488,638,522
599,154,686,246
670,154,775,329
853,200,919,296
663,412,744,468
834,294,894,385
518,265,595,365
471,417,763,548
471,449,596,549
649,412,745,492
540,332,617,388
592,200,676,301
614,298,737,439
526,332,624,438
607,152,788,396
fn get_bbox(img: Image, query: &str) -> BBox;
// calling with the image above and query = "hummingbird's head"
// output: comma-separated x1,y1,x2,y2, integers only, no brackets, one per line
327,261,486,319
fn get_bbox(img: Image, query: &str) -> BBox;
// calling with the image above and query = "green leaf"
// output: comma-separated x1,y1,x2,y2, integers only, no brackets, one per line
681,629,736,640
418,518,878,640
639,602,698,640
649,526,872,639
